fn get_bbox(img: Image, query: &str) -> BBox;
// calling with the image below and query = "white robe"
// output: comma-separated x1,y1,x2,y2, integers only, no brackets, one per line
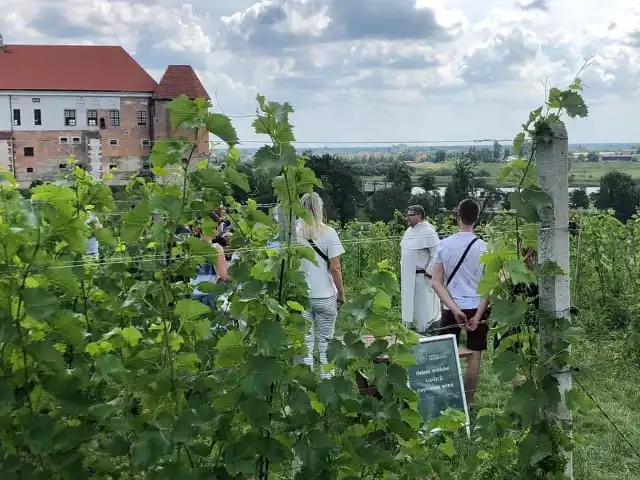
400,221,441,332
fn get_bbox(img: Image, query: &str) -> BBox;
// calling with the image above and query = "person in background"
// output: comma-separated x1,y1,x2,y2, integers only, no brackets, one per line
86,211,101,260
297,192,345,379
191,215,229,308
214,206,232,236
430,199,489,406
400,205,440,333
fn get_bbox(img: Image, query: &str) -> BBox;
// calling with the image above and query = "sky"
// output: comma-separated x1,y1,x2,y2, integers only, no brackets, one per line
2,0,640,146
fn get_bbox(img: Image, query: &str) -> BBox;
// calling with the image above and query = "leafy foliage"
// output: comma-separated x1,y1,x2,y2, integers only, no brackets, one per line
596,171,640,222
475,71,593,478
304,153,363,225
0,96,469,479
0,75,600,479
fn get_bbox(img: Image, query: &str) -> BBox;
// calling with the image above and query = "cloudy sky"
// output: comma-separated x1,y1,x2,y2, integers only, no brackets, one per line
3,0,640,145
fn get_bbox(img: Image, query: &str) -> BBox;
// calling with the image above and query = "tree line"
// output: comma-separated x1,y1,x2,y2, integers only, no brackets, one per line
229,152,640,224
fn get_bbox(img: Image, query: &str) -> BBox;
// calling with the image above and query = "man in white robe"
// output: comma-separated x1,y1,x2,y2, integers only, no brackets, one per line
400,205,440,332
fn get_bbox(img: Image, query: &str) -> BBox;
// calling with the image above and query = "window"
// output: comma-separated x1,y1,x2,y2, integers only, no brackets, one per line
136,110,147,126
109,164,117,170
23,147,34,157
72,137,81,145
59,137,69,144
26,167,34,173
13,109,21,126
64,109,76,126
59,164,67,169
87,110,98,126
32,98,40,103
108,139,119,147
34,109,42,126
109,110,120,126
141,139,151,147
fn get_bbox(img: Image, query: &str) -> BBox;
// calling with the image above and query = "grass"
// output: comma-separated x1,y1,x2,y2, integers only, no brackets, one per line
473,338,640,479
335,301,640,477
571,340,640,479
363,161,640,189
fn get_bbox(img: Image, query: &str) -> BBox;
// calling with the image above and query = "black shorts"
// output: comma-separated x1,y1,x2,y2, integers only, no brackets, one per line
440,308,490,352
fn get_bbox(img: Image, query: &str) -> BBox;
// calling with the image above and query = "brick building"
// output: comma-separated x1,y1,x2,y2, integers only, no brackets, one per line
0,39,210,186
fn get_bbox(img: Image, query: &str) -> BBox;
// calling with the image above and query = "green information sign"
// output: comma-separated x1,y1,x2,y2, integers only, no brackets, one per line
408,334,469,428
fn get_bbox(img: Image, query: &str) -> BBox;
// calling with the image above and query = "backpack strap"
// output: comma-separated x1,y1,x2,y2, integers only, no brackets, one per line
308,238,330,269
446,237,479,286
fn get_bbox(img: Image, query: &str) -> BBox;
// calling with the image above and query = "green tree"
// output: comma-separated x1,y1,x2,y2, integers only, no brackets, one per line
475,181,504,214
475,148,493,163
368,187,411,222
385,161,413,192
570,188,590,209
503,148,510,160
493,141,502,162
237,161,277,206
434,150,446,163
587,151,599,162
596,171,640,221
306,153,363,224
444,157,476,210
418,172,437,193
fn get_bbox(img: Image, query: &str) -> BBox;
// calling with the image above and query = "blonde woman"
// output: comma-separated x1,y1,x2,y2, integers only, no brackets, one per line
298,192,345,378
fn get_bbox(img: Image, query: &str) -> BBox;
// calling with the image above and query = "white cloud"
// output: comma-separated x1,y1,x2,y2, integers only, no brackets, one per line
2,0,640,143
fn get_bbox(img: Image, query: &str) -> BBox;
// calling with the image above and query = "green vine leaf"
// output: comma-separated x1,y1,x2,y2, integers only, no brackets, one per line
121,326,143,347
174,299,210,321
560,90,588,118
44,263,80,297
121,199,151,244
224,167,250,192
149,138,193,169
491,298,530,327
254,320,286,355
254,144,297,176
204,113,239,146
22,287,59,321
509,187,553,222
513,132,526,155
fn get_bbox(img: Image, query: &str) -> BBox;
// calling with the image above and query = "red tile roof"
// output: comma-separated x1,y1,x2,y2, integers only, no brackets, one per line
153,65,210,100
0,45,158,93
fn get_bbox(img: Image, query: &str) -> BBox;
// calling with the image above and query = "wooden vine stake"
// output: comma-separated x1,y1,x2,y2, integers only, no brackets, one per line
536,121,573,479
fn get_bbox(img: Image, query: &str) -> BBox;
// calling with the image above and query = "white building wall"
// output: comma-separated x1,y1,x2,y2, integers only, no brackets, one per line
0,95,11,131
0,140,11,171
11,94,119,131
3,91,151,132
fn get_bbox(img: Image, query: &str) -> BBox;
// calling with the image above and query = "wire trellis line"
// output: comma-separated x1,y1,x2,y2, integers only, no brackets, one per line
0,225,577,272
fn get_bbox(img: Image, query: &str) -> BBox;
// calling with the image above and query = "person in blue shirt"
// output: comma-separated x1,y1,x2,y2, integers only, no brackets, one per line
190,216,230,308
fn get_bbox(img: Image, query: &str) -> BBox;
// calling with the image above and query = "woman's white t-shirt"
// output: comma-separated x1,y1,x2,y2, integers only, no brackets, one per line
298,226,345,299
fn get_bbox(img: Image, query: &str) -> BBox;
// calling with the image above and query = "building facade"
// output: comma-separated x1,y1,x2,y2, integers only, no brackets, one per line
0,41,210,186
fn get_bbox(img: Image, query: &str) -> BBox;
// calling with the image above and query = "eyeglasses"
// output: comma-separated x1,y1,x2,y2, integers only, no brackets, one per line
407,212,419,217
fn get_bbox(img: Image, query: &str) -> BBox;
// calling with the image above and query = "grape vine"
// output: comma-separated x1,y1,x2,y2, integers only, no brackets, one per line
0,68,597,478
472,68,593,479
0,95,464,479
